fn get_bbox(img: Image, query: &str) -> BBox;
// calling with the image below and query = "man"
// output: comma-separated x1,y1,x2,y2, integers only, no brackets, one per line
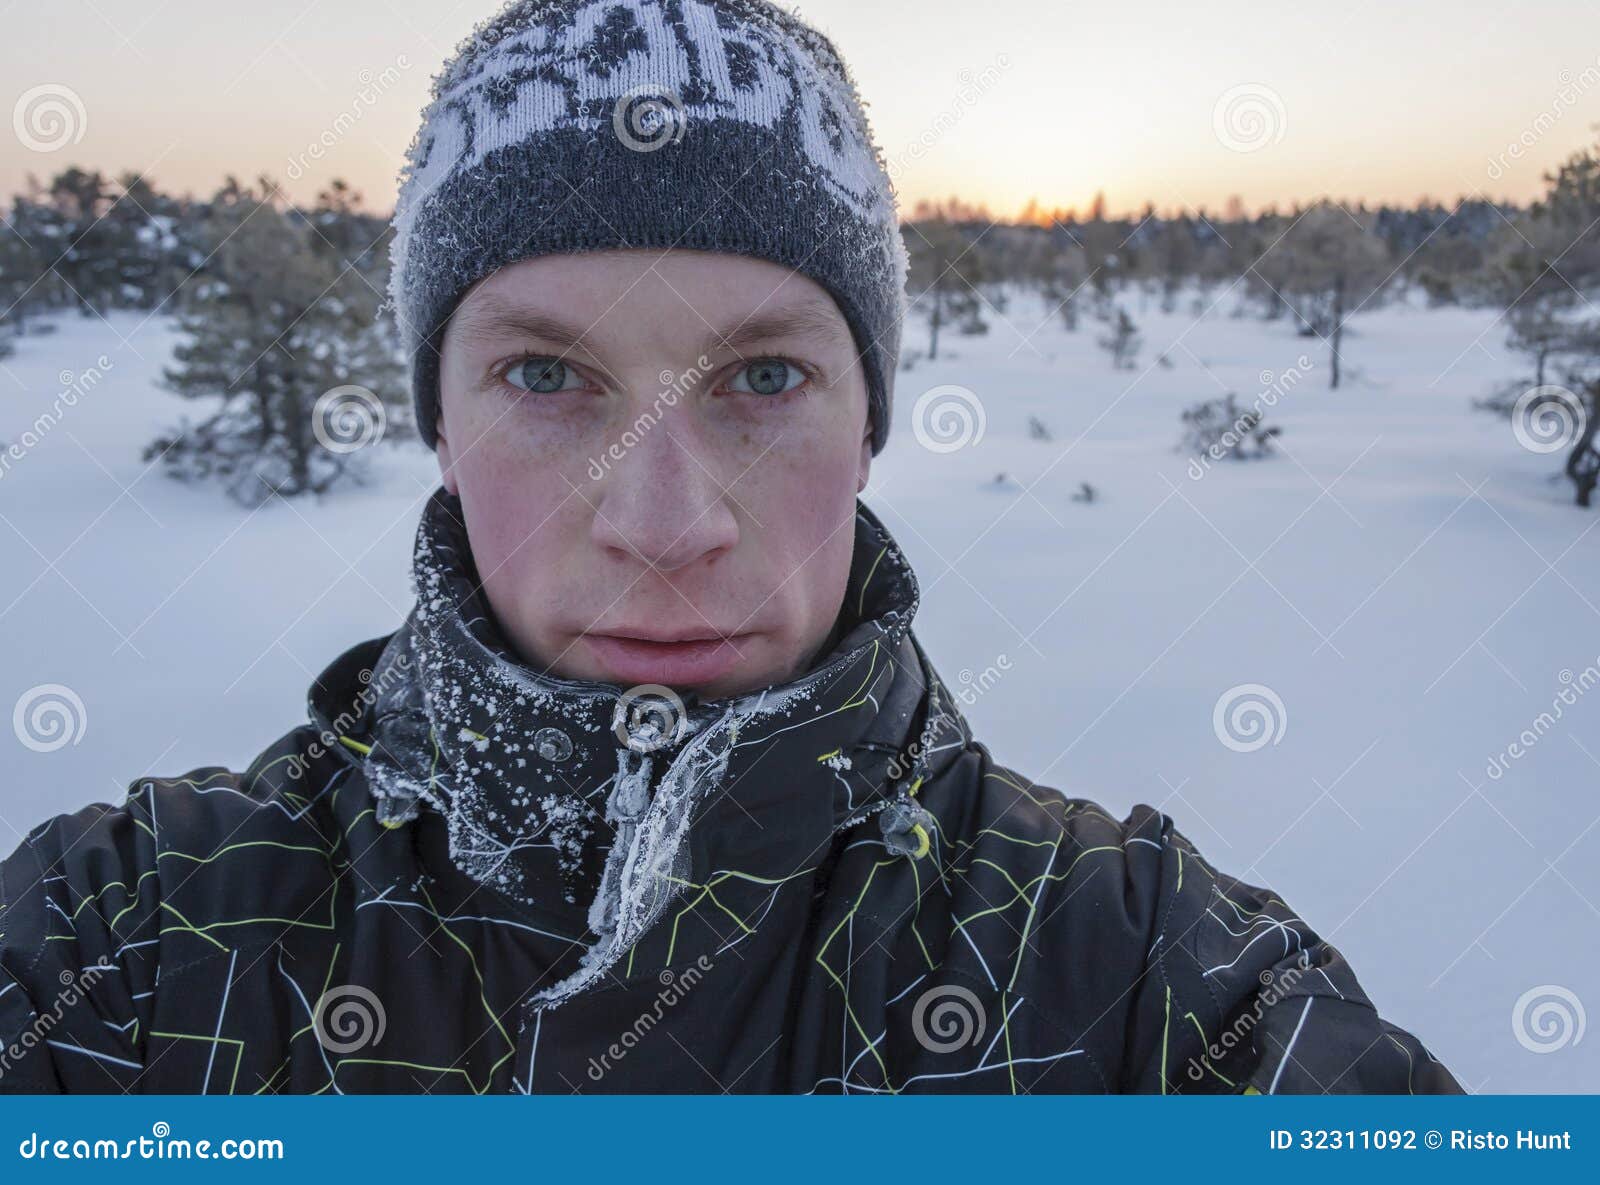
0,0,1459,1094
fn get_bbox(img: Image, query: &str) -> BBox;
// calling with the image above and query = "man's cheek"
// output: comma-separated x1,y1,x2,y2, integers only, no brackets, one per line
457,457,578,560
776,443,862,528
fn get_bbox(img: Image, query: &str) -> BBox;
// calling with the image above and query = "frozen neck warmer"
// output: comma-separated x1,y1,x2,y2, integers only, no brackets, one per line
359,489,965,1006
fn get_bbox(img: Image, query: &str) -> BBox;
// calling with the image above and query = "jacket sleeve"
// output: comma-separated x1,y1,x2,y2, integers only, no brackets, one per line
1118,807,1461,1094
0,796,160,1093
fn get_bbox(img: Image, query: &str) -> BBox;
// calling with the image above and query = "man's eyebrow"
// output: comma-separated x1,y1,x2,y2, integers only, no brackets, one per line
701,300,850,356
448,299,592,351
449,294,849,356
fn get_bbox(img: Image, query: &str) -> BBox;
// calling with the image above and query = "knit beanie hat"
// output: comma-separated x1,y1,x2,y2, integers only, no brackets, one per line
388,0,908,454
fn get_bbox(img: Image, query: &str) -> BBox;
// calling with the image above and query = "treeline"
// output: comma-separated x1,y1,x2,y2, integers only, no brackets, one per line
900,151,1600,506
0,170,405,503
2,160,1597,505
901,193,1511,379
1,170,384,324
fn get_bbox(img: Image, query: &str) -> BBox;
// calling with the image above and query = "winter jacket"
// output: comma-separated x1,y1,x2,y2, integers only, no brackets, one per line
0,490,1461,1094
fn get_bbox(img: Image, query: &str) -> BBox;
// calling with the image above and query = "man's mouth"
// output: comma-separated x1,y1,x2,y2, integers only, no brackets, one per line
580,630,751,689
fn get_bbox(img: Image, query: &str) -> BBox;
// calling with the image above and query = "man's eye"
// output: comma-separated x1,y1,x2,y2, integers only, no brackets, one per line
726,359,806,397
504,357,584,394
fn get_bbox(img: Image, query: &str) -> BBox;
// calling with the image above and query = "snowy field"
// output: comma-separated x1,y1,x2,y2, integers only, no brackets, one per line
2,292,1596,1093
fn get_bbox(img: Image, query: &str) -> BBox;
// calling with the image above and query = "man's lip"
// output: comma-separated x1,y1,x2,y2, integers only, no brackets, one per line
589,630,740,645
580,632,752,688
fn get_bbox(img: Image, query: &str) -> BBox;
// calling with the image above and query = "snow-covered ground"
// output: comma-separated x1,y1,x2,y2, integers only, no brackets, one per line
2,291,1595,1093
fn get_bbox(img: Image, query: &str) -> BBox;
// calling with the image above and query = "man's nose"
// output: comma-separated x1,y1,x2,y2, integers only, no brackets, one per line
588,418,740,574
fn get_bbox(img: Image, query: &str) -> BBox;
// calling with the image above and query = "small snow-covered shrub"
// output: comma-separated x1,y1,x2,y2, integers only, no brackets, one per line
1179,394,1281,462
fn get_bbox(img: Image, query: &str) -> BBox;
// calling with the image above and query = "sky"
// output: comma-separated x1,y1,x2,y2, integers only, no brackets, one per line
3,0,1599,218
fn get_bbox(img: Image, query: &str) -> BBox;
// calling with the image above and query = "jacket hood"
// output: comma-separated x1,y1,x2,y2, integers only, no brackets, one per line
310,488,970,1007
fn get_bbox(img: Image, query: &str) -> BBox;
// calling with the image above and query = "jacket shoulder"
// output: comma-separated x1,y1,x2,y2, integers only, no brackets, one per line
2,727,349,986
931,749,1184,998
936,747,1460,1094
0,729,356,1091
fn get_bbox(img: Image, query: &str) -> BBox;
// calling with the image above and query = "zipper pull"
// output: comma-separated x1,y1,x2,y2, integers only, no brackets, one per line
880,797,936,860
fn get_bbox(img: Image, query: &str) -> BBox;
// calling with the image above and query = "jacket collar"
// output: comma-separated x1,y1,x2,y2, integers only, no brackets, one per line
311,488,969,979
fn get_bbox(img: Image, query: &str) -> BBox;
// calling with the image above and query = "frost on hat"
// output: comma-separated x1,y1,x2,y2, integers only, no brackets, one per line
389,0,908,453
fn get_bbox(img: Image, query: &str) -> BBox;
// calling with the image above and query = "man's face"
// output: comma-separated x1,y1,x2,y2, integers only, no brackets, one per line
435,249,874,699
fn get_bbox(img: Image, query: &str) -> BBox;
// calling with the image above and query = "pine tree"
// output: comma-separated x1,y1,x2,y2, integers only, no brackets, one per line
1486,141,1600,507
43,168,122,315
150,177,405,504
0,205,44,339
1097,306,1142,369
1253,201,1392,388
905,210,989,360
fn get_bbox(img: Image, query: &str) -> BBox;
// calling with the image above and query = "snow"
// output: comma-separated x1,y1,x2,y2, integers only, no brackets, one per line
2,294,1595,1092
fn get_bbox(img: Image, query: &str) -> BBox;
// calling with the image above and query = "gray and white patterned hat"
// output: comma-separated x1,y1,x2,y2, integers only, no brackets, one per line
389,0,908,453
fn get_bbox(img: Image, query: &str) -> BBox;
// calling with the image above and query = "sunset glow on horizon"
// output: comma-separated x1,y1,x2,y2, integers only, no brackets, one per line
4,0,1599,219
